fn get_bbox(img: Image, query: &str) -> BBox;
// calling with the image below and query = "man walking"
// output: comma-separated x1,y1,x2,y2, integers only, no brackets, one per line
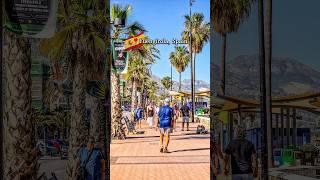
157,98,174,153
134,105,144,129
180,101,190,131
223,126,258,180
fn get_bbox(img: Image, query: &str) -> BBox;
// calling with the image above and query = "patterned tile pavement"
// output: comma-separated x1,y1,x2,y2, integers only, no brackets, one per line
110,119,210,180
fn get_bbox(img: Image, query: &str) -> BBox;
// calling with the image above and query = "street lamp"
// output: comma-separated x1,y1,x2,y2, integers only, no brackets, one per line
190,0,196,122
170,64,173,102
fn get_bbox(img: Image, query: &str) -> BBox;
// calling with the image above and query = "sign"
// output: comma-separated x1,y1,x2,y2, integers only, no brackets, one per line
112,40,129,73
124,32,145,51
4,0,58,38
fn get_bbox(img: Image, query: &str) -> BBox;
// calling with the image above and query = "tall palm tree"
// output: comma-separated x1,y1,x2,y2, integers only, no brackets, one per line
182,13,210,86
145,79,159,102
161,76,172,93
169,46,191,91
110,4,132,139
182,12,209,122
212,0,254,95
3,30,38,180
40,0,107,178
125,30,159,113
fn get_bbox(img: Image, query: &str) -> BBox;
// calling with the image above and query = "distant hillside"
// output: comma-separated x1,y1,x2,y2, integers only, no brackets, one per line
151,75,210,94
211,55,320,99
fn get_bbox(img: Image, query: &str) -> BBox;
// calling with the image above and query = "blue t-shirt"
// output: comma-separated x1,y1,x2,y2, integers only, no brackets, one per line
77,147,104,180
158,105,174,128
135,108,143,120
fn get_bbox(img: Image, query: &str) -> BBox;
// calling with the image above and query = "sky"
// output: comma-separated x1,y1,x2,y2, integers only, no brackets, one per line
111,0,210,83
212,0,320,71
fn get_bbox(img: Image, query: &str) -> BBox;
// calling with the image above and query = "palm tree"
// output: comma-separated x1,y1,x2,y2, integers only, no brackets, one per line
3,31,38,180
169,46,191,91
145,79,159,102
211,0,254,95
182,13,210,87
182,12,209,122
110,4,132,139
161,76,172,93
122,21,159,112
40,0,107,178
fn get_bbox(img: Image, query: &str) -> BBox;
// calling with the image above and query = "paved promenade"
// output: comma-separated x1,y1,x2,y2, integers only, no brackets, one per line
110,119,210,180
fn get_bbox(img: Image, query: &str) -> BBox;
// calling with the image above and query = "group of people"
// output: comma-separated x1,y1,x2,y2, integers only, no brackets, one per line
133,99,193,153
212,126,258,180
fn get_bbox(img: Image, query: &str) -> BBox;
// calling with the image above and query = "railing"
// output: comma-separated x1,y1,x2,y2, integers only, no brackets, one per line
268,166,320,180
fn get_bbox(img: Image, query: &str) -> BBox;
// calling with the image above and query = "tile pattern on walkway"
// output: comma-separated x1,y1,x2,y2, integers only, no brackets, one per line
110,119,210,180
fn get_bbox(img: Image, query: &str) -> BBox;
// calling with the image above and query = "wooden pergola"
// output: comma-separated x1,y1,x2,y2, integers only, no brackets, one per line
211,92,320,150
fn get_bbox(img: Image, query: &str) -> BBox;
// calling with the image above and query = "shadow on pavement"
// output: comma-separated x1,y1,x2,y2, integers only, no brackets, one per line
170,147,210,153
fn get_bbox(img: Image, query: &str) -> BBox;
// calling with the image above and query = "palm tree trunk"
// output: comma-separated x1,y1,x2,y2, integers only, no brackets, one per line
179,72,182,91
111,72,125,139
90,96,104,148
3,31,38,180
137,91,142,107
131,78,138,114
221,33,227,96
67,54,88,179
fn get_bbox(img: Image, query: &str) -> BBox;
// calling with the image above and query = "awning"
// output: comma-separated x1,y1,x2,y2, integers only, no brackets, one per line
211,92,320,114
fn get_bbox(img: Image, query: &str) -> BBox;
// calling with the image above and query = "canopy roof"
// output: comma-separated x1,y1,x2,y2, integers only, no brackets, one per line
211,92,320,114
169,90,210,97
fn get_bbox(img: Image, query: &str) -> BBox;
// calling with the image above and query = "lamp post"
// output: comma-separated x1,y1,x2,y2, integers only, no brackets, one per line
170,64,173,102
190,0,195,123
258,0,269,179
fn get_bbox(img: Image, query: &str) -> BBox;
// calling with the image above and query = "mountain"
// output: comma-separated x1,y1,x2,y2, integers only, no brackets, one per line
215,55,320,99
151,75,210,93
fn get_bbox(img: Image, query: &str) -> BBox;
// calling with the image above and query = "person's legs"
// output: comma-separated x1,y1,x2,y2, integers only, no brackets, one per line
182,117,186,131
159,131,164,152
164,129,170,153
165,133,170,148
187,121,189,131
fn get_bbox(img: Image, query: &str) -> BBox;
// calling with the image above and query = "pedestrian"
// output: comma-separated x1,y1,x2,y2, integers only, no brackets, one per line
135,105,144,129
73,136,106,180
223,126,258,180
157,98,174,153
180,101,190,131
146,102,155,128
172,102,180,131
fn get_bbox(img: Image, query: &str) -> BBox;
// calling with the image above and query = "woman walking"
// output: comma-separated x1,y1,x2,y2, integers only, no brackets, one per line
146,102,155,128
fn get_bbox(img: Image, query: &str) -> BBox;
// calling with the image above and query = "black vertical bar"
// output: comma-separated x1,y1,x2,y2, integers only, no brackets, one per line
190,0,195,123
275,113,279,147
286,108,290,146
281,108,284,148
265,0,273,168
229,112,233,142
0,0,3,177
292,109,296,147
170,65,172,102
258,0,268,178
